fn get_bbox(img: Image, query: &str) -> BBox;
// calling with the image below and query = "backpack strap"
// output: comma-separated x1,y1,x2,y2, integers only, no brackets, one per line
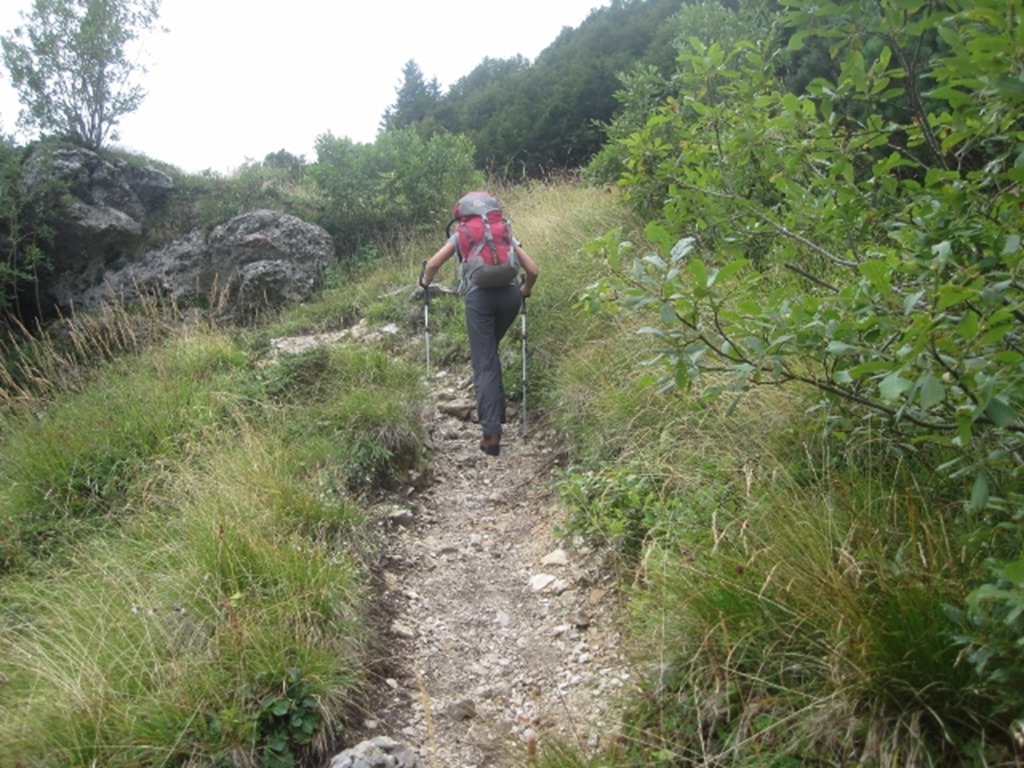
443,217,466,293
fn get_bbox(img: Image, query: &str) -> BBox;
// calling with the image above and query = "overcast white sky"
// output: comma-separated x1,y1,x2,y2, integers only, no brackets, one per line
0,1,610,174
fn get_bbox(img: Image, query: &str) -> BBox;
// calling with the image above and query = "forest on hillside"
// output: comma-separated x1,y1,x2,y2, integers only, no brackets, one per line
381,0,688,173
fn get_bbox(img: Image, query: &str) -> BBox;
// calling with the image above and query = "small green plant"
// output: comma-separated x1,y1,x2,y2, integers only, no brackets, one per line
256,668,323,768
557,466,683,561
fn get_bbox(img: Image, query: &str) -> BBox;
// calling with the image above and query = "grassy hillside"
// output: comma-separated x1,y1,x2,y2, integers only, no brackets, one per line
0,181,624,766
0,180,1004,766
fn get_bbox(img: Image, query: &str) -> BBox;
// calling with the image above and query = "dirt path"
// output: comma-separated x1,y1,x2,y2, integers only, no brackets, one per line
359,372,637,767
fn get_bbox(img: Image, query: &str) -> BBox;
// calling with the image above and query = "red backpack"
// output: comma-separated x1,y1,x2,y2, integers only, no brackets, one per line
448,191,520,288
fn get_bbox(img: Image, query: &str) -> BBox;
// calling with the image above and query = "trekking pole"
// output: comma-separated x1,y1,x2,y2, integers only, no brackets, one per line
520,280,528,439
420,261,431,376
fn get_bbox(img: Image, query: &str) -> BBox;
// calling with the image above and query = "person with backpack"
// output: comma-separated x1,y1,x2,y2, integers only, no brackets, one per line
419,191,539,457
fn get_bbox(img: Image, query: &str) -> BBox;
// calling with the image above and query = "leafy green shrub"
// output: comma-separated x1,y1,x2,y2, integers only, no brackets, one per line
589,5,1024,760
557,464,729,563
950,556,1024,723
309,128,482,253
601,1,1024,484
558,467,663,560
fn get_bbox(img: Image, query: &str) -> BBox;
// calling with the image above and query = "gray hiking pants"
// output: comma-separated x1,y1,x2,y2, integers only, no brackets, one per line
464,283,523,439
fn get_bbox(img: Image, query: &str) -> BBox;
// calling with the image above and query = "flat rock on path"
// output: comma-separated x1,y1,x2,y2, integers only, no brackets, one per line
358,377,637,767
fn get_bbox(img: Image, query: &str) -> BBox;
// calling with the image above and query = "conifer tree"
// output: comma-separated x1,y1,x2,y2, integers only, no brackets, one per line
381,59,441,132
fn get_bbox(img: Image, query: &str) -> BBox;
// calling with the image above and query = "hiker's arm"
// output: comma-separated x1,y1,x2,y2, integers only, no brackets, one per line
421,240,456,287
516,246,539,297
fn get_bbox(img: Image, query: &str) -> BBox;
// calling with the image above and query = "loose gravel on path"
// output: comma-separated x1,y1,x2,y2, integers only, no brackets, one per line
359,374,638,767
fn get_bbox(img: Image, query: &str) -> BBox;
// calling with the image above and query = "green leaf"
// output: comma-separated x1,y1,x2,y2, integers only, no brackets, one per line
932,240,952,262
715,259,748,283
956,312,980,340
858,259,892,293
1002,558,1024,588
272,699,292,716
903,290,925,315
606,239,622,269
957,406,974,445
670,237,695,262
827,341,857,356
994,76,1024,98
937,285,977,311
644,221,674,255
970,472,990,511
985,396,1016,428
675,360,690,389
981,323,1014,346
642,253,667,270
918,374,945,409
879,372,913,401
688,258,709,288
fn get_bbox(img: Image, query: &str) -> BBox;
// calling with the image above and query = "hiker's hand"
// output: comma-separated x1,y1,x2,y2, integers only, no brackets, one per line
520,284,532,298
419,260,430,289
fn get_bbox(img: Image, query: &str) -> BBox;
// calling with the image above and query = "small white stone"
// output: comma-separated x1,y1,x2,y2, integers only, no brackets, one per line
529,574,556,592
541,548,569,566
391,622,416,639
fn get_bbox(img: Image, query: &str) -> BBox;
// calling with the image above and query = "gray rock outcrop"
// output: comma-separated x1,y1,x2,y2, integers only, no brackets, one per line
22,145,174,225
87,209,332,320
23,145,333,321
23,146,174,315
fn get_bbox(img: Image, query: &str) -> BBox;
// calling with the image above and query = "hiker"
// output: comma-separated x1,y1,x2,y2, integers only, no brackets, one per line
419,192,539,457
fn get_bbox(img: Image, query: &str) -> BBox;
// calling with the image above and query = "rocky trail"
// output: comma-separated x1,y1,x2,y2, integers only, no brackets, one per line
344,370,638,768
